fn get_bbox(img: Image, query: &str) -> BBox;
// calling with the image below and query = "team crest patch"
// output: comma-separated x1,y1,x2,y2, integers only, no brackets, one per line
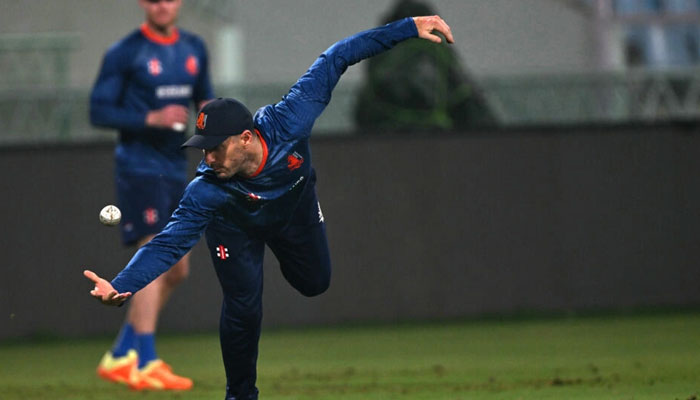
148,58,162,76
287,152,304,171
185,55,199,75
196,112,207,130
143,208,159,226
216,245,229,260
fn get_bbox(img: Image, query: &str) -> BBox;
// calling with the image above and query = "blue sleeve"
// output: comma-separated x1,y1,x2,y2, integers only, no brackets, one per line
110,178,225,294
193,38,215,105
272,17,418,138
89,43,148,130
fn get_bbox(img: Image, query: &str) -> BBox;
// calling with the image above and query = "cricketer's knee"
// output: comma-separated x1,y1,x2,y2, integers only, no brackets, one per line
294,263,331,298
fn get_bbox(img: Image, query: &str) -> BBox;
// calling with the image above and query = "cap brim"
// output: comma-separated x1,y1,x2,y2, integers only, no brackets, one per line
181,134,229,149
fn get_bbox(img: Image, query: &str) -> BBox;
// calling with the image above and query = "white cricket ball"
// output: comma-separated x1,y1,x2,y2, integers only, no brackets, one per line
99,205,122,226
172,122,186,132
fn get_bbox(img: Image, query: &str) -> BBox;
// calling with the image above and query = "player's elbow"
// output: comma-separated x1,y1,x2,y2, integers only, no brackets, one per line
89,99,115,128
89,105,107,127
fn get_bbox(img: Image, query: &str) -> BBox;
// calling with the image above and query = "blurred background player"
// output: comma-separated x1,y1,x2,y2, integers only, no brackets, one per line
354,0,496,132
89,0,214,391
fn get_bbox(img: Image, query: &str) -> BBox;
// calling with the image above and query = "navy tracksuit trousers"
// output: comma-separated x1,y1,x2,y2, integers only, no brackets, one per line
204,180,331,400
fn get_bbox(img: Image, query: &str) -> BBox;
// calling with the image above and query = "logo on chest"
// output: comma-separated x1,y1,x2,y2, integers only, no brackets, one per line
287,152,304,171
147,58,162,76
185,55,199,75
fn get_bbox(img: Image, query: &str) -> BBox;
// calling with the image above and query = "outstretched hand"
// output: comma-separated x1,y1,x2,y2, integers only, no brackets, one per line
413,15,454,44
83,269,132,306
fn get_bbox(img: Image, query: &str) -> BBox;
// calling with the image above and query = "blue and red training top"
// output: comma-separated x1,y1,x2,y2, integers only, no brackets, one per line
90,23,214,181
111,17,419,294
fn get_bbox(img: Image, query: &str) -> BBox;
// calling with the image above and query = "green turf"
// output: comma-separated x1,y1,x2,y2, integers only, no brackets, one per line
1,312,699,399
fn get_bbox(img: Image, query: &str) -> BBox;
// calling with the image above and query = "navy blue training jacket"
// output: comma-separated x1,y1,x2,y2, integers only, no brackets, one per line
111,17,419,294
90,24,214,181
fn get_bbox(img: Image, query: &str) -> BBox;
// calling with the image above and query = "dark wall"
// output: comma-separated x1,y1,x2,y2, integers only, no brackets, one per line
2,126,699,339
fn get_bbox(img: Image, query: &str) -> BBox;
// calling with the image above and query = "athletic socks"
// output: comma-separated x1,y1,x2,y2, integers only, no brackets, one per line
136,333,158,369
111,323,135,358
110,323,159,368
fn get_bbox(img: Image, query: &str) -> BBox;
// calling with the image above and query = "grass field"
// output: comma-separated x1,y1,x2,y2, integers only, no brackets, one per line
1,312,699,400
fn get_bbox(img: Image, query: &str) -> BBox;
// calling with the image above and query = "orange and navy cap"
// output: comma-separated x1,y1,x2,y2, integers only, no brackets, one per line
181,98,253,149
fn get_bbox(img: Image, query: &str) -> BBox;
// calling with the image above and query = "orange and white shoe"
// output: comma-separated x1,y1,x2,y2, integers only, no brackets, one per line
96,349,138,385
128,359,193,391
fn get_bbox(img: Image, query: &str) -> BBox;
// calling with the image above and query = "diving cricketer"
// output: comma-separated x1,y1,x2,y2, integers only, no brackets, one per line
85,15,454,400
